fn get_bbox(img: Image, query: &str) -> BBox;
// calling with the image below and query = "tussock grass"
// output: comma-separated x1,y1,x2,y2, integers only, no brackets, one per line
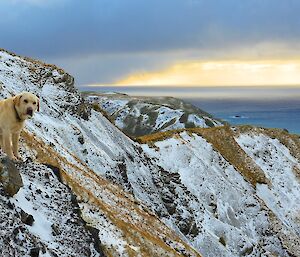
137,128,186,145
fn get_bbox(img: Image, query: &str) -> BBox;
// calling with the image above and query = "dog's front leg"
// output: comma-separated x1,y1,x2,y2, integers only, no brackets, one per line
0,134,3,151
2,130,14,159
12,132,21,159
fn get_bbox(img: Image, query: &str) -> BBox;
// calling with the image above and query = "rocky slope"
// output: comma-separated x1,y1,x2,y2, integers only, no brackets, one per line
84,92,223,137
0,49,199,256
0,157,103,257
0,49,299,257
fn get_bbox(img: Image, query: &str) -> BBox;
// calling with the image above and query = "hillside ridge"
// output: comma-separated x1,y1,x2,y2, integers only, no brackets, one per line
0,49,299,256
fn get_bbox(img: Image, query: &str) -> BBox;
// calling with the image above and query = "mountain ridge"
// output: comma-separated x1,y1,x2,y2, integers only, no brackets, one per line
0,48,299,256
85,92,224,138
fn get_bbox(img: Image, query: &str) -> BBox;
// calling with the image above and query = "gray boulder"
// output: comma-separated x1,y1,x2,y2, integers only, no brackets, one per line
0,156,23,196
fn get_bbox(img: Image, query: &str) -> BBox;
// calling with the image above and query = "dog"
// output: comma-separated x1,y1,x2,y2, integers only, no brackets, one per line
0,92,39,160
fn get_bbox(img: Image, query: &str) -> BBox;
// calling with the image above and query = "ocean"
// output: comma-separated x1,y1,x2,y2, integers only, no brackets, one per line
79,86,300,135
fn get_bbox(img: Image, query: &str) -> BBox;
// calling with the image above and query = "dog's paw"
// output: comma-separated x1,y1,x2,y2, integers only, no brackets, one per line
16,157,24,163
10,156,18,162
13,155,23,163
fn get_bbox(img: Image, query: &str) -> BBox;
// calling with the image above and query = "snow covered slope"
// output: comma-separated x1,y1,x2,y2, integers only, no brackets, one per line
140,127,300,256
1,49,299,257
0,49,199,256
236,128,300,240
85,93,223,137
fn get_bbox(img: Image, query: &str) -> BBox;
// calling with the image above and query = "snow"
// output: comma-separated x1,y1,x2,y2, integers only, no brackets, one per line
1,49,199,256
236,133,300,236
154,106,184,130
40,250,53,257
12,186,54,242
187,114,207,127
0,160,100,256
98,98,129,115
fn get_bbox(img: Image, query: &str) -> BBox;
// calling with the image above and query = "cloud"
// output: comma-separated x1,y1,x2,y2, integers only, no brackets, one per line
50,41,300,85
114,59,300,86
48,51,184,85
1,0,300,84
1,0,300,58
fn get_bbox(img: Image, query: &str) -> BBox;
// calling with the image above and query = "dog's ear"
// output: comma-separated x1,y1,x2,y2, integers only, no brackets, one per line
13,94,22,106
37,98,40,112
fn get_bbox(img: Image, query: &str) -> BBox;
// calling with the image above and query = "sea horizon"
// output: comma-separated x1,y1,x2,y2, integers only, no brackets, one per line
79,85,300,99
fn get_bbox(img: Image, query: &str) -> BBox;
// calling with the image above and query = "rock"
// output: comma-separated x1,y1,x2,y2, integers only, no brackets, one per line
29,247,40,257
161,194,174,204
165,202,176,215
78,135,85,144
20,209,35,226
219,236,226,247
0,156,23,196
7,201,14,209
85,225,104,255
178,218,199,238
51,224,61,236
241,245,254,256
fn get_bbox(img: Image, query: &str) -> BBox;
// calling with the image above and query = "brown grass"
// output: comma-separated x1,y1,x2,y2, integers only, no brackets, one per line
137,129,186,145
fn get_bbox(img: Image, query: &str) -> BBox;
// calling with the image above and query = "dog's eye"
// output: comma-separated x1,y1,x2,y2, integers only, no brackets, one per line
24,99,28,103
33,102,36,105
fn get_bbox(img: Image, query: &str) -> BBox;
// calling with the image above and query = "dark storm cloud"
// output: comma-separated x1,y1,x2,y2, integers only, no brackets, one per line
1,0,300,84
1,0,300,58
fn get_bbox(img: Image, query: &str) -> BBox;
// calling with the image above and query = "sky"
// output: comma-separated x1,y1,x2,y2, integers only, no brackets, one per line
1,0,300,87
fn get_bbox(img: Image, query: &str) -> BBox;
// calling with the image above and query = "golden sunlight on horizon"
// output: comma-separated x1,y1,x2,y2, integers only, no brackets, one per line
111,60,300,87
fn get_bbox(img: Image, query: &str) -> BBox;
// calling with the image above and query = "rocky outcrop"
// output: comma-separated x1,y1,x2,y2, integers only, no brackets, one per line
0,156,23,196
0,160,104,256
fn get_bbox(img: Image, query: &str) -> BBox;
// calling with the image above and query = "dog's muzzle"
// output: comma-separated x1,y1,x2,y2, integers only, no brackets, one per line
26,108,33,117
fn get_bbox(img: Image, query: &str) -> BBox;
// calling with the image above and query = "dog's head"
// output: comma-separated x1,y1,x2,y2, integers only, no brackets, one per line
13,92,39,120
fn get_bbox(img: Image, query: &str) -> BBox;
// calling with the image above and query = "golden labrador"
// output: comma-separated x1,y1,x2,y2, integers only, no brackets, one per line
0,92,39,160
